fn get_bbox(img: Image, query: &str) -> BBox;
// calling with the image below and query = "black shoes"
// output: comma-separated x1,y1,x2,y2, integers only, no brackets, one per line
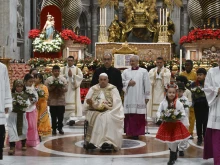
52,130,57,135
101,143,113,150
167,151,176,165
179,151,184,156
58,129,64,135
197,139,202,146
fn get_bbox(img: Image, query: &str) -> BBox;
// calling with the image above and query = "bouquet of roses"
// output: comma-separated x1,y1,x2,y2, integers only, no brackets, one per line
160,108,182,122
12,93,29,111
49,79,65,87
35,88,45,98
25,88,37,103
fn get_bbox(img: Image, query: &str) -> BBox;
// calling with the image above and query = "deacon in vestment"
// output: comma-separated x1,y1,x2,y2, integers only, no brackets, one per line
84,73,124,150
122,55,151,139
61,56,83,124
203,55,220,164
0,62,12,160
147,57,171,118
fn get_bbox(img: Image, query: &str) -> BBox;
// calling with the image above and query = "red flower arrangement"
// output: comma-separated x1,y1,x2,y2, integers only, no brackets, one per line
80,88,89,101
60,29,77,40
61,29,91,45
179,28,220,44
28,29,41,39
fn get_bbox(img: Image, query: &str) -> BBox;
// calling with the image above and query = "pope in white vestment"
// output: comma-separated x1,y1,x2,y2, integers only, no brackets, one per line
61,56,83,124
147,57,171,118
84,73,124,150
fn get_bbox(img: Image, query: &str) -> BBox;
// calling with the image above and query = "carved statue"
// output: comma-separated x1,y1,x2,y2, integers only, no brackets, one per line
167,12,175,43
108,15,121,42
17,0,24,38
43,13,55,41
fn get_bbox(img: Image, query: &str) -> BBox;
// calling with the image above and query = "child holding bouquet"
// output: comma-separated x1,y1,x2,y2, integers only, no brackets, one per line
24,74,39,147
191,68,208,146
34,73,51,140
156,83,190,165
177,82,191,156
45,65,67,135
7,80,31,155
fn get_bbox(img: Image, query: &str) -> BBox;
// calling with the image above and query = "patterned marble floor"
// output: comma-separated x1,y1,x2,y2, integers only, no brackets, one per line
0,121,214,165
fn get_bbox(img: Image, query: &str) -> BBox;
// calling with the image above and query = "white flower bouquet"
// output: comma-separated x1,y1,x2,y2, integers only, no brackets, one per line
35,88,45,98
12,93,29,111
160,108,182,122
49,79,65,87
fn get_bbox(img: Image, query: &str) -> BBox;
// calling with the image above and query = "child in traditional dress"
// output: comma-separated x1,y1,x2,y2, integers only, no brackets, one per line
24,74,40,147
156,83,190,165
34,73,51,140
177,82,190,157
7,80,30,155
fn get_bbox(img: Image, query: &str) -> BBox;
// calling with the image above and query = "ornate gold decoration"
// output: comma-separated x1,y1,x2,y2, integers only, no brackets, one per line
112,42,138,55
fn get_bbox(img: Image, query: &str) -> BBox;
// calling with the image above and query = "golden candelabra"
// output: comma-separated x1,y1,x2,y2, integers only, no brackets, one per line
158,25,169,42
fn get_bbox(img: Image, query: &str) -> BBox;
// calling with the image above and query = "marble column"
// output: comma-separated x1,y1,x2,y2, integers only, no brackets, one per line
0,0,17,59
91,4,98,55
182,4,190,36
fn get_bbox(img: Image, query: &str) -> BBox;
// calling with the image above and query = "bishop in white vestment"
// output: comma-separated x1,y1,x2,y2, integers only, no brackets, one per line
147,57,171,118
84,73,124,150
203,63,220,164
61,56,83,124
122,55,151,139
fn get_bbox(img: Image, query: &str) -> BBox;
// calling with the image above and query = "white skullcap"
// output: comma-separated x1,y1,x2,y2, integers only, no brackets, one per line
99,73,108,77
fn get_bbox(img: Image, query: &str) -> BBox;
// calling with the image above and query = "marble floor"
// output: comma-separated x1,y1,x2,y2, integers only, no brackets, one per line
0,121,214,165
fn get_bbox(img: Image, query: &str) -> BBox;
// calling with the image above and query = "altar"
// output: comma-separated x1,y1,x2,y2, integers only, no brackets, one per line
95,42,171,61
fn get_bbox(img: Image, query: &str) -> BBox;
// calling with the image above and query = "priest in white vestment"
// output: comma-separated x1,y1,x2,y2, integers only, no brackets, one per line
122,55,151,140
61,56,83,125
0,62,12,160
84,73,124,150
147,57,171,118
203,54,220,164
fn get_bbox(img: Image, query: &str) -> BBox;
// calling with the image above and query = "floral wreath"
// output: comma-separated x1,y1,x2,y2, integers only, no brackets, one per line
164,83,178,90
29,29,63,53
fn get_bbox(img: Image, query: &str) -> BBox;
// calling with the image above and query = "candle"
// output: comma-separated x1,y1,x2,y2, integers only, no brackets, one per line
160,8,162,32
105,8,107,26
163,8,164,26
180,49,182,74
2,46,5,58
67,47,69,58
166,8,168,26
100,8,101,25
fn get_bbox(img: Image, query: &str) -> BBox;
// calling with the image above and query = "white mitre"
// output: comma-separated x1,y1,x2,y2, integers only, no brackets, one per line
99,73,108,77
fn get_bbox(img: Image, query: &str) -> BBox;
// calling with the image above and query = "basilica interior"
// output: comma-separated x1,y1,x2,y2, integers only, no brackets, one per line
0,0,219,164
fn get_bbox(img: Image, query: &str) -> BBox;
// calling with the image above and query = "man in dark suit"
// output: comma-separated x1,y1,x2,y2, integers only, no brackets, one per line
91,54,123,94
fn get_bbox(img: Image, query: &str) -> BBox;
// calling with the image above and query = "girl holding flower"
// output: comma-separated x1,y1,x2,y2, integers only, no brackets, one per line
24,74,39,147
34,73,51,139
7,80,31,155
156,83,190,165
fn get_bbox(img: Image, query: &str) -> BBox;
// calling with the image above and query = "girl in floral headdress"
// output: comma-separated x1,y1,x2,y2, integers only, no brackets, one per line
7,80,30,155
155,83,190,165
24,74,39,147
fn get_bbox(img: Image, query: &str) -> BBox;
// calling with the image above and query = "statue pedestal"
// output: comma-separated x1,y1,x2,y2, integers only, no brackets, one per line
34,52,62,59
0,58,11,69
63,40,86,60
183,39,220,60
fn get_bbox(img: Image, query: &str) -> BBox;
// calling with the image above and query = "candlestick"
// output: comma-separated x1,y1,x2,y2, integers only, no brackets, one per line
166,8,168,26
180,49,182,74
105,8,107,26
2,46,5,58
100,8,101,25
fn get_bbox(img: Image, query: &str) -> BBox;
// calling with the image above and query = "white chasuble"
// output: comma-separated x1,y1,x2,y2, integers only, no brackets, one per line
147,67,171,118
61,65,83,119
204,67,220,130
84,84,124,150
122,68,151,114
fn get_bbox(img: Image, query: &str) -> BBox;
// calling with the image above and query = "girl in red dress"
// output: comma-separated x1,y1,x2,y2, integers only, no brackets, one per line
155,83,190,165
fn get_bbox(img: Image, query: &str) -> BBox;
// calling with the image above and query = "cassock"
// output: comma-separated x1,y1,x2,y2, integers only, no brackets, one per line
90,66,123,94
203,67,220,164
61,65,83,122
147,66,171,117
84,84,124,150
122,67,151,136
